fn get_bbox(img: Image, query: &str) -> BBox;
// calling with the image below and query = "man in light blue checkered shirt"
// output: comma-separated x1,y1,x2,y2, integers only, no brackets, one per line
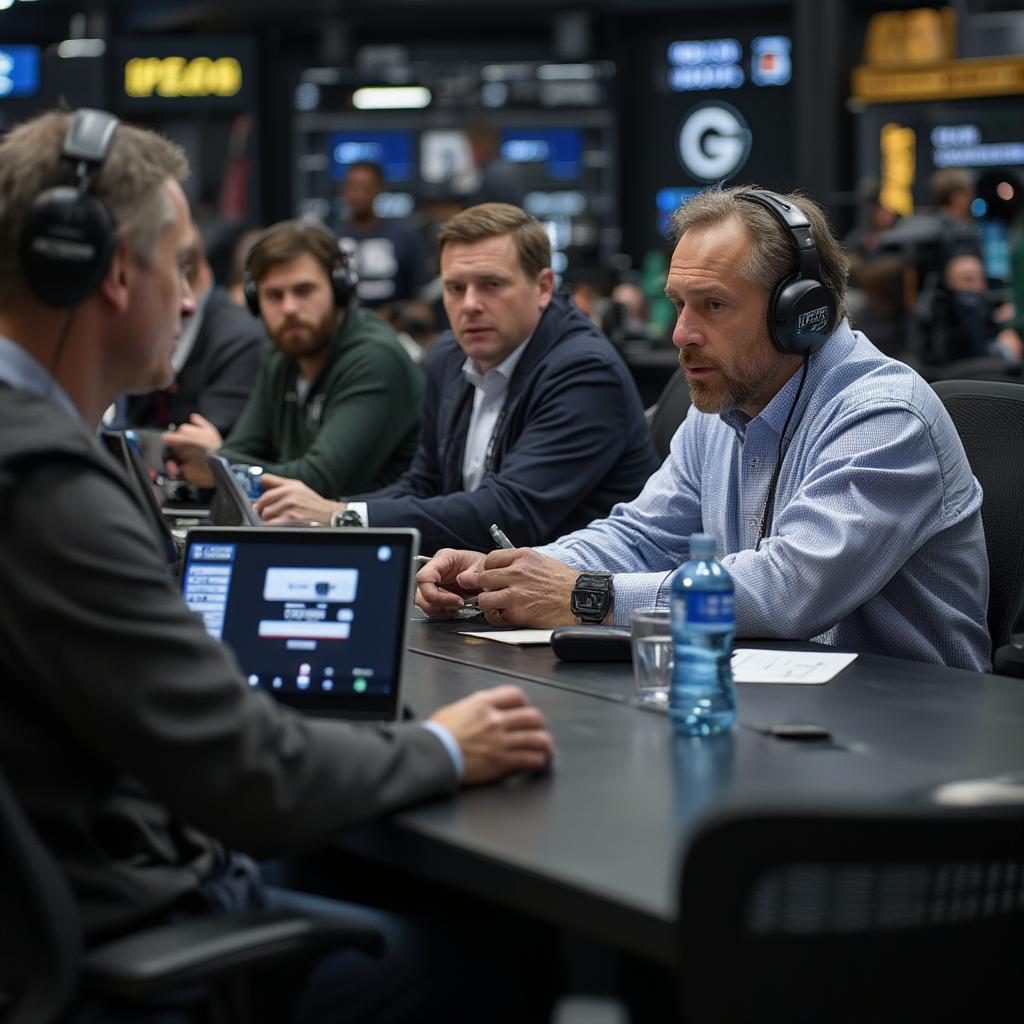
417,187,991,672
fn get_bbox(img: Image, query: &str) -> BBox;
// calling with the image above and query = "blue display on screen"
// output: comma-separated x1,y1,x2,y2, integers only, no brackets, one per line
327,131,414,183
500,127,583,180
0,46,41,99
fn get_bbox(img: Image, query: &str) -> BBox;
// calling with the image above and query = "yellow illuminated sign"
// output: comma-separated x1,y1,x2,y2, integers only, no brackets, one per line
124,56,243,99
862,7,955,66
852,55,1024,103
880,123,915,218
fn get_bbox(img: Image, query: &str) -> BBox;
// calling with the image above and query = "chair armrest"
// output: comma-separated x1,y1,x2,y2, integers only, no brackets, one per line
993,635,1024,678
82,908,383,1000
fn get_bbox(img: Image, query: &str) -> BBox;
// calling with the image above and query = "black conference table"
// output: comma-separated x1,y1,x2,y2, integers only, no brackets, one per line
338,620,1024,965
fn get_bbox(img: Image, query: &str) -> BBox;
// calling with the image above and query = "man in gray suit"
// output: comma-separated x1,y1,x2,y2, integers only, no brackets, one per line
0,109,553,1021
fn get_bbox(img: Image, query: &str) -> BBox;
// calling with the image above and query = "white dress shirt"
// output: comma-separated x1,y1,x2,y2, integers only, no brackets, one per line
460,338,530,492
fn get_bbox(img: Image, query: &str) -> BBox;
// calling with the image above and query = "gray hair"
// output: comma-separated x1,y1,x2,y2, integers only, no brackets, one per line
670,185,849,324
0,110,188,305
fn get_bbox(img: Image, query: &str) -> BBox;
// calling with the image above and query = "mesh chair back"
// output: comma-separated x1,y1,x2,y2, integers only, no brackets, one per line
0,765,81,1024
932,380,1024,650
649,371,691,462
677,804,1024,1024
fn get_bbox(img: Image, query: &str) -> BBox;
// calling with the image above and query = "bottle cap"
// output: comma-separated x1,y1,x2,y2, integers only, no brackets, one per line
689,532,717,559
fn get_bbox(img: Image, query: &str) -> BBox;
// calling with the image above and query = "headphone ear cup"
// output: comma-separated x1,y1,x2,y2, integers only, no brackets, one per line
768,275,837,356
331,259,357,307
20,186,117,307
243,277,260,317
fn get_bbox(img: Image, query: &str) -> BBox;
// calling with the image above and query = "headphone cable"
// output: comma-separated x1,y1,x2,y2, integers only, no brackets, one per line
754,353,812,551
47,306,78,382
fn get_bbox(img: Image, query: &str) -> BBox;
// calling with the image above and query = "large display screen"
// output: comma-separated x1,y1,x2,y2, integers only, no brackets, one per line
618,15,796,257
500,127,584,180
0,46,40,98
327,130,415,183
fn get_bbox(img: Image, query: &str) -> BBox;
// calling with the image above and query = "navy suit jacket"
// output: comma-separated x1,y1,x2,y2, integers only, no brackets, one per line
359,292,659,553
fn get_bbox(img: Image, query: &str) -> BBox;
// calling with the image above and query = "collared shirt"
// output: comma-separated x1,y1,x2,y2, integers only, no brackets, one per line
461,339,530,492
538,321,991,671
0,335,81,422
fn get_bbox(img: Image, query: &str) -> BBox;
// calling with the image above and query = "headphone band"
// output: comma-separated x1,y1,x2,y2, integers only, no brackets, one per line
243,219,348,278
19,108,120,308
736,190,824,284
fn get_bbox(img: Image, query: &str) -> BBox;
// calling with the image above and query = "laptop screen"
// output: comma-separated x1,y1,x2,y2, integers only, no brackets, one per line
205,453,262,527
181,526,419,720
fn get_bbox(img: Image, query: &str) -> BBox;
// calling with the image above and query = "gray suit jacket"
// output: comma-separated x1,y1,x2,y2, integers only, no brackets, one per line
0,384,456,943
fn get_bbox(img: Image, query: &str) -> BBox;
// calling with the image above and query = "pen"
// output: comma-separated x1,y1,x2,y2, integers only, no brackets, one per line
489,523,514,549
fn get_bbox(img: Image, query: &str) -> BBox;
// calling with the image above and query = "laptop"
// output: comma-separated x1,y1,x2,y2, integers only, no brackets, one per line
181,526,420,721
205,453,263,527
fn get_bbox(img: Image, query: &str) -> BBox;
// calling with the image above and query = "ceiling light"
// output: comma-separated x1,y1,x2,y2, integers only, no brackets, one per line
352,86,430,110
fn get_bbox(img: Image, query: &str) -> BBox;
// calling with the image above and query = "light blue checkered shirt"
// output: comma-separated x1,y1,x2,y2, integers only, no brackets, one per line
539,321,991,672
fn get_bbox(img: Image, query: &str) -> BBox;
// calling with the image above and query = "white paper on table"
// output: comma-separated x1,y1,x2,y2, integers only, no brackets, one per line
731,648,857,684
456,629,555,646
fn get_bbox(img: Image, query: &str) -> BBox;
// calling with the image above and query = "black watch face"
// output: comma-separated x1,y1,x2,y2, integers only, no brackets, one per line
571,575,611,621
574,591,604,612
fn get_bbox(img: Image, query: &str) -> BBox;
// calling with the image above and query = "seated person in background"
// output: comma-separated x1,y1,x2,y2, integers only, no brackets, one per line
458,119,525,209
848,254,912,361
163,220,423,497
255,203,659,554
118,220,269,435
920,253,1022,365
604,280,657,345
930,168,982,269
417,187,991,672
0,109,553,1022
843,183,901,281
335,160,429,313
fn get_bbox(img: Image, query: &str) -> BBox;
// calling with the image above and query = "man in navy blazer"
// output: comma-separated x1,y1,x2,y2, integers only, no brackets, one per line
257,202,658,553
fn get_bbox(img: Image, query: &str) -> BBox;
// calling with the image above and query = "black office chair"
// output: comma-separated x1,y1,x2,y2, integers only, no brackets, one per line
0,766,384,1024
677,802,1024,1024
932,379,1024,675
648,370,691,462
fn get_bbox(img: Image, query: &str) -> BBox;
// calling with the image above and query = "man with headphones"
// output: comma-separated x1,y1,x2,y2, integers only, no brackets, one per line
163,219,423,498
0,110,553,1022
417,186,991,672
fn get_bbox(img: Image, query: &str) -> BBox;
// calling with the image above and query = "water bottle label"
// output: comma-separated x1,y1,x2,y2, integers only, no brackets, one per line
679,591,734,625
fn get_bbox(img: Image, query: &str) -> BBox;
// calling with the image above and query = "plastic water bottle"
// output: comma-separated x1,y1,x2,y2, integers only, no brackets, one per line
670,533,736,736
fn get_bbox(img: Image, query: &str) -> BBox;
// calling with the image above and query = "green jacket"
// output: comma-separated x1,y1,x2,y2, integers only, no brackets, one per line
218,305,422,496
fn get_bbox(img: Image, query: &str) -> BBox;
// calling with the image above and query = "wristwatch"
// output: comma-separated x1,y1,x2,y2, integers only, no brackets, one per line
570,571,613,624
330,508,364,528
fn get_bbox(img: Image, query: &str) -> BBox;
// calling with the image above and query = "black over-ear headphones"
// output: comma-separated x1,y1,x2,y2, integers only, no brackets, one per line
735,189,837,356
243,221,358,317
19,108,120,308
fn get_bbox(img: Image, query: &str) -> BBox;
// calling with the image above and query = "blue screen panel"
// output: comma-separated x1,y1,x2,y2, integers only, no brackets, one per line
0,46,41,99
500,127,584,180
327,131,414,183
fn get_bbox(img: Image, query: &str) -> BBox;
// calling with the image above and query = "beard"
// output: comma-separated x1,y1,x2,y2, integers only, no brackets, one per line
271,307,336,360
679,327,783,415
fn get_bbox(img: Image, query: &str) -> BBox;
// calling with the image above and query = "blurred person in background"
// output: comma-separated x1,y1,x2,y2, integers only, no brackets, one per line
919,252,1022,365
335,160,428,314
457,119,524,209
